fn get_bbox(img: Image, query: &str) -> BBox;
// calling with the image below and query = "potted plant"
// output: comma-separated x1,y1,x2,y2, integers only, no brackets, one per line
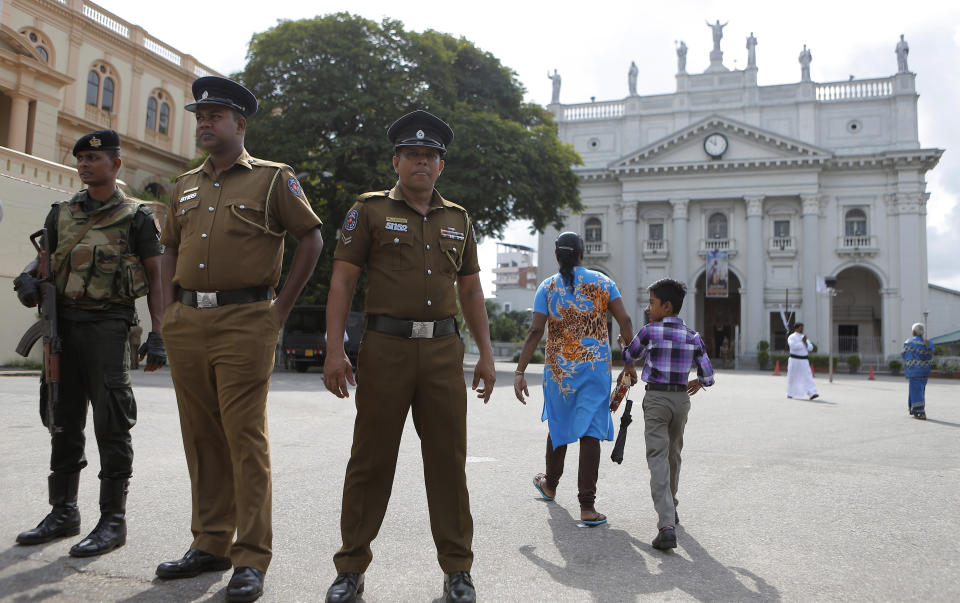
756,340,770,370
888,359,902,376
847,354,861,374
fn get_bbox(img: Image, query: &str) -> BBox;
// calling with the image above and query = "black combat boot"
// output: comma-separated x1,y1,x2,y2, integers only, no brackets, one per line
69,478,127,557
16,472,81,545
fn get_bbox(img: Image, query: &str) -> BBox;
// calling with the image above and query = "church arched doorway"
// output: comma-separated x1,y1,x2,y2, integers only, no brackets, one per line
695,271,741,367
832,266,883,365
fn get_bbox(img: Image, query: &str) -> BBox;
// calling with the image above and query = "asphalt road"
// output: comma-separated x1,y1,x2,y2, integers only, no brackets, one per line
1,363,958,602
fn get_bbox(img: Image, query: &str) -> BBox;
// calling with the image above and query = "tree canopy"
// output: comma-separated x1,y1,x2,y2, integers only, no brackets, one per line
239,13,582,304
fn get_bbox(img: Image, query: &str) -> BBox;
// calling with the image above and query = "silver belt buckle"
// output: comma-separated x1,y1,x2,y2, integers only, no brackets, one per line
410,321,434,338
196,291,218,309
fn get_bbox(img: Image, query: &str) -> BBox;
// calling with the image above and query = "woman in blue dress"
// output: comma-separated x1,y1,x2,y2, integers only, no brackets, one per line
514,232,636,525
902,322,934,420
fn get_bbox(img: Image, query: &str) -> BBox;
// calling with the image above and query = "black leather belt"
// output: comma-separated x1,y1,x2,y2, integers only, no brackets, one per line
366,314,457,339
646,383,687,392
790,354,809,360
179,286,274,309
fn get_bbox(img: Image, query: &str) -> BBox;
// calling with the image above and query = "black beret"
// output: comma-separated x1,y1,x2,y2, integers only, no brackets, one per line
186,76,258,118
73,129,120,156
387,110,454,153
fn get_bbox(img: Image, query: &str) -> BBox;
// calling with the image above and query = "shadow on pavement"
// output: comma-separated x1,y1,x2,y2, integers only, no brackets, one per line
520,503,780,601
0,546,95,600
922,418,960,428
117,573,227,602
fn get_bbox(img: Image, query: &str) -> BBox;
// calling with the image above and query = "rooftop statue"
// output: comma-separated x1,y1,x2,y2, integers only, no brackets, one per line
547,69,561,104
706,19,728,52
798,44,812,82
628,61,638,95
896,34,909,73
746,32,757,68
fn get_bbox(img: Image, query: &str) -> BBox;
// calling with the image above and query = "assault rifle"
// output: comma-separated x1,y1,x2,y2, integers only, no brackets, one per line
16,229,61,434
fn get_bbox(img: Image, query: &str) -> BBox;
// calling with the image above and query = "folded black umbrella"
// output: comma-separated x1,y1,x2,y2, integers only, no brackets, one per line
610,399,634,464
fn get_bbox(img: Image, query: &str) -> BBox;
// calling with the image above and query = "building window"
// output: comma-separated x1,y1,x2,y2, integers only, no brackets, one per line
707,212,728,239
146,90,172,135
774,220,790,238
648,223,664,241
584,217,602,242
87,62,118,112
844,209,867,237
19,28,53,64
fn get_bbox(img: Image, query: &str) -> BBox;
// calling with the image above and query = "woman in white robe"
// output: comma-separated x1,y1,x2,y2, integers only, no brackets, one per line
786,323,818,399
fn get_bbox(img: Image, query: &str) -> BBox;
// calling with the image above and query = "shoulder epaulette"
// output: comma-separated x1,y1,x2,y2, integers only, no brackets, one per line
175,164,204,181
246,156,288,170
358,190,391,202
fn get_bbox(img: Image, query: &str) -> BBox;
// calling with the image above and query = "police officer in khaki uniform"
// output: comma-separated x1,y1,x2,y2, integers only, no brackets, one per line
13,129,166,557
155,77,324,603
323,110,496,603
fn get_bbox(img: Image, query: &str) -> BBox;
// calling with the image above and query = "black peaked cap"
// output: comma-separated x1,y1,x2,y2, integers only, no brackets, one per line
387,110,454,153
186,76,258,118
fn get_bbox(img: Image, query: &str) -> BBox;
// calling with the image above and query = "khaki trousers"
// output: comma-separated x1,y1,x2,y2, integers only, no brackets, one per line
162,299,279,572
334,330,473,574
642,389,690,529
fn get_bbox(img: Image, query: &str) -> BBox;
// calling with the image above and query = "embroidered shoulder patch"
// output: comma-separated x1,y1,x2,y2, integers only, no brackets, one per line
344,209,359,232
287,177,303,197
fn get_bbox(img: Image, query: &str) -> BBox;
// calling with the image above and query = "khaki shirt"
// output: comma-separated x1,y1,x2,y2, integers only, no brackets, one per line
334,184,479,321
162,149,322,291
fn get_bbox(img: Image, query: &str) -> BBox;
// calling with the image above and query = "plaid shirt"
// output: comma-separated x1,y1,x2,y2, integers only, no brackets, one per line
622,317,715,387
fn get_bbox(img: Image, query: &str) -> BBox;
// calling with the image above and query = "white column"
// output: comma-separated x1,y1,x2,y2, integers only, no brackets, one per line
670,198,692,325
800,194,821,345
896,192,927,357
8,94,30,152
744,195,765,356
619,201,639,327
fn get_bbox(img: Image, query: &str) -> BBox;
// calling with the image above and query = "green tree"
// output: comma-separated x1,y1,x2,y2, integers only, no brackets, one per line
239,13,581,306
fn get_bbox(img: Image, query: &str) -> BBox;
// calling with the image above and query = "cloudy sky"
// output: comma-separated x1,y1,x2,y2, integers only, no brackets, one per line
95,0,960,293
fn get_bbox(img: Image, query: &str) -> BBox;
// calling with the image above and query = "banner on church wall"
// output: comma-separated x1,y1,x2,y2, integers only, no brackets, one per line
705,249,729,298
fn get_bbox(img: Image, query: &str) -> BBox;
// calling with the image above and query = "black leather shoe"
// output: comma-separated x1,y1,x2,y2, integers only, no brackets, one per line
227,566,264,602
652,526,677,550
675,511,680,525
325,573,364,603
444,571,476,603
156,549,232,579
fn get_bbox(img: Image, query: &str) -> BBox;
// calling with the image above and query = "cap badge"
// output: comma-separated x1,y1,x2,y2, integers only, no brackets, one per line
416,130,425,139
89,137,102,148
201,90,209,99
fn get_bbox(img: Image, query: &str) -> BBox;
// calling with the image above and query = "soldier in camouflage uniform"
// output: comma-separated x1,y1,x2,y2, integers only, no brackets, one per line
12,129,166,557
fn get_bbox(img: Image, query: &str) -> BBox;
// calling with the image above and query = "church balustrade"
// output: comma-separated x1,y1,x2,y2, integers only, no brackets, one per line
561,102,625,121
584,241,609,257
697,238,737,258
836,234,879,257
642,239,669,258
815,77,894,102
767,236,797,258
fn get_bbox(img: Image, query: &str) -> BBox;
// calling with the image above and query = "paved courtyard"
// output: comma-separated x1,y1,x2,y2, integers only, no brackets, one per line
0,364,958,601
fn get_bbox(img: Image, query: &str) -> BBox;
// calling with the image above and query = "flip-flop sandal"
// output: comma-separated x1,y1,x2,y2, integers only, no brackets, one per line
914,413,927,420
532,474,555,501
581,513,607,526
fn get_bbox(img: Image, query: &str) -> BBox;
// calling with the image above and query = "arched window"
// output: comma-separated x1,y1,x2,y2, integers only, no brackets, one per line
146,97,157,131
146,89,172,135
708,212,728,239
86,61,118,112
844,209,867,236
86,72,100,105
584,217,602,242
19,28,53,64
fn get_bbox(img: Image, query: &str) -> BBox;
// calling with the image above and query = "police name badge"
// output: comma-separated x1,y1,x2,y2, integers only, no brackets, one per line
386,221,408,232
179,192,198,203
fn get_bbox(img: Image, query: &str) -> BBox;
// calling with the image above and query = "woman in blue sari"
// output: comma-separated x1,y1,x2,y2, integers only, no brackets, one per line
902,323,934,420
514,232,636,525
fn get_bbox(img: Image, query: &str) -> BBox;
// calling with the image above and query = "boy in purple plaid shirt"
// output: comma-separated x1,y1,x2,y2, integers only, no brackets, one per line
619,278,714,550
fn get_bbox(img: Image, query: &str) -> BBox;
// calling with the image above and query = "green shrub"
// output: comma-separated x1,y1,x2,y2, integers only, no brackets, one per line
888,359,902,375
809,354,830,369
846,354,861,372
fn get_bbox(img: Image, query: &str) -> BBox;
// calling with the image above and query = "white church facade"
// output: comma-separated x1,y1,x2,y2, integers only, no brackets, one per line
538,26,945,366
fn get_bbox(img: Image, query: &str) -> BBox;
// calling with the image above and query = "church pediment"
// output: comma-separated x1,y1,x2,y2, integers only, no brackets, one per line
609,115,833,175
